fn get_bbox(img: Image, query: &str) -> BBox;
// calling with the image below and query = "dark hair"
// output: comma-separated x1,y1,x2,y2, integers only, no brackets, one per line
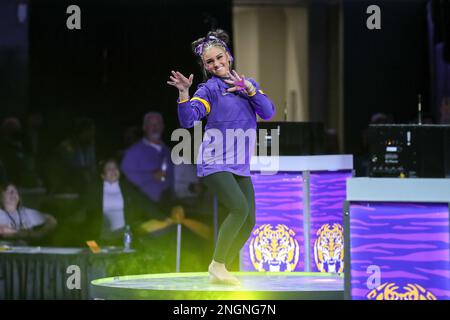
0,182,22,211
98,158,119,175
191,29,232,81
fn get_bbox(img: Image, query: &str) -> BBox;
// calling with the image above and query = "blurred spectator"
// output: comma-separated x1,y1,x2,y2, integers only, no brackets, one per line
0,182,57,244
23,111,44,157
121,112,174,209
79,158,164,245
46,117,97,193
116,125,141,162
0,117,40,188
23,111,50,184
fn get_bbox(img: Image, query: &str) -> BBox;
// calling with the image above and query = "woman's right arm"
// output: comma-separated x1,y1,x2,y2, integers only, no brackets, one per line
168,71,210,128
177,91,210,128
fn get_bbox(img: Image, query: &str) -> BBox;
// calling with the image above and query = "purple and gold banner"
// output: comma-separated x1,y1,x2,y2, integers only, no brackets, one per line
241,173,304,272
310,171,352,273
349,202,450,300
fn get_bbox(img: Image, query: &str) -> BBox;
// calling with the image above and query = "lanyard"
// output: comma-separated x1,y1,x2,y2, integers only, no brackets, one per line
4,209,23,230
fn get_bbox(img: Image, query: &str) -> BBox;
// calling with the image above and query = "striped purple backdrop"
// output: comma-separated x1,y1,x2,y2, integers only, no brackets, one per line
350,202,450,300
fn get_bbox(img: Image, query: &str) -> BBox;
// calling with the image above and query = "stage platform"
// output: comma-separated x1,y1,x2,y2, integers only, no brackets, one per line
90,272,344,300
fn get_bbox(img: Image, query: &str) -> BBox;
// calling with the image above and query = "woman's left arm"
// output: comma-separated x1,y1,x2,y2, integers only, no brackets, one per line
32,214,57,239
22,213,57,240
245,79,275,120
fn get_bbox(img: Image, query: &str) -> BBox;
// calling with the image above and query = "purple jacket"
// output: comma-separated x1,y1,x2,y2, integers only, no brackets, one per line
121,139,174,202
177,75,275,177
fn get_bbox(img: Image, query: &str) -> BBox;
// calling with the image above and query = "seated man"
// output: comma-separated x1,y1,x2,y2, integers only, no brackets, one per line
47,117,97,194
121,112,174,210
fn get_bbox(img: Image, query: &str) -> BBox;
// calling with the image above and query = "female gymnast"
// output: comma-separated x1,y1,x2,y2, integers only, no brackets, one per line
167,29,275,285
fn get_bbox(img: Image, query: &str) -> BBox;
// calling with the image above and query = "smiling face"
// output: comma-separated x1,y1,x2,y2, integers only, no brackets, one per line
1,184,19,210
143,114,164,143
202,46,230,78
101,161,120,183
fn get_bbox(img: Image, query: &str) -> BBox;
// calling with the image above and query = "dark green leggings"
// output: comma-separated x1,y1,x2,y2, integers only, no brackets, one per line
202,172,256,266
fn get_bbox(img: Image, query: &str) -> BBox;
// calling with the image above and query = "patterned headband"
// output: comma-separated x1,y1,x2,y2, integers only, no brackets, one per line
194,35,234,62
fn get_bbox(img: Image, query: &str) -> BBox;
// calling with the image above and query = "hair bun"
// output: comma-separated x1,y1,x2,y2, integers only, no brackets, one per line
191,37,206,54
191,29,231,55
206,29,230,46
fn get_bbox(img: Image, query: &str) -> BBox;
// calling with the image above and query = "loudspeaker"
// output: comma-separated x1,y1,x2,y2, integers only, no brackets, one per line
368,124,450,178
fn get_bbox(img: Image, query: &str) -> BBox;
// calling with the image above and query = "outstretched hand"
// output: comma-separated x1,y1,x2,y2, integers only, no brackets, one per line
167,71,193,93
224,70,254,94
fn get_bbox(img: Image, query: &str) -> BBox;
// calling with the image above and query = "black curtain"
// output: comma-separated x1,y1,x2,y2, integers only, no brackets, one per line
431,0,450,62
0,0,29,119
343,0,430,155
29,0,232,159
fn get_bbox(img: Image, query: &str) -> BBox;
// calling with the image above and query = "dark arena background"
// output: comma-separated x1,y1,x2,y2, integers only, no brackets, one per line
1,0,450,309
27,0,233,158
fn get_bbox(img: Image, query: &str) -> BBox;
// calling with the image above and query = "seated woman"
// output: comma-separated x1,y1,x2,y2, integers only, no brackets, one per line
80,158,164,246
0,182,57,244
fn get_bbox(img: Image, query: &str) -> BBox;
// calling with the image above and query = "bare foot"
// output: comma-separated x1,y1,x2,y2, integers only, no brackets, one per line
208,260,240,286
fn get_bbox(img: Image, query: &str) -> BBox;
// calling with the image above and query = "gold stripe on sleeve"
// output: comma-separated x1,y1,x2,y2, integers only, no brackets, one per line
190,97,211,114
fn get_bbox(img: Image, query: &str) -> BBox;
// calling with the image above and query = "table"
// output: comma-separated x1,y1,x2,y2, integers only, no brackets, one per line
0,246,134,300
344,178,450,300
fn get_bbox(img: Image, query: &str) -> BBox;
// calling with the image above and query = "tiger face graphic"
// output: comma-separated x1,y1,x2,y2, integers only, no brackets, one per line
249,224,300,272
367,283,437,300
314,223,344,273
